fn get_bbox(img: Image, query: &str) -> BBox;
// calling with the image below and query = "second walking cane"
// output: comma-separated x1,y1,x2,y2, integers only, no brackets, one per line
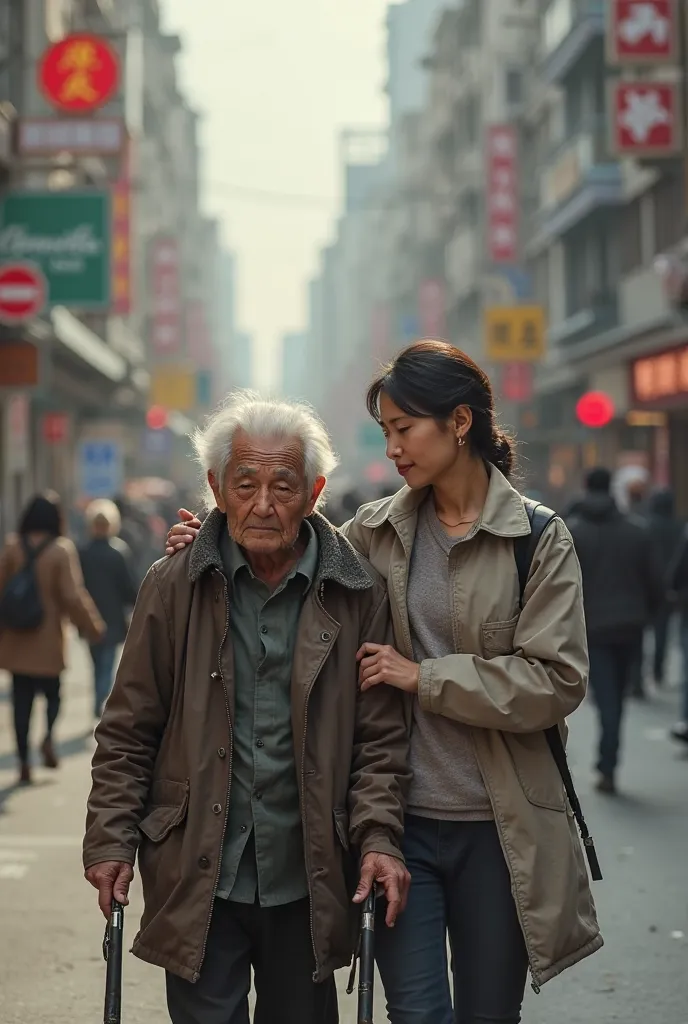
103,899,124,1024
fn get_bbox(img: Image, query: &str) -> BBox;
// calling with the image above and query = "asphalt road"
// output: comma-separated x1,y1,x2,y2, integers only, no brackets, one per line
0,635,687,1023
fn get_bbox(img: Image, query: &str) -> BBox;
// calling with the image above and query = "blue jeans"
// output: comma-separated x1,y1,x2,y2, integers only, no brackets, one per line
588,638,642,778
90,644,117,717
375,816,528,1024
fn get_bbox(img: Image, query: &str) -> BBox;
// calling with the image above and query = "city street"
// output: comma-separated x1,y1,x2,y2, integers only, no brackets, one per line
0,636,687,1024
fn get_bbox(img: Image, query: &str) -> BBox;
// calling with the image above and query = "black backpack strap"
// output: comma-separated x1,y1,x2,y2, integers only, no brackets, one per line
21,535,54,563
514,497,603,882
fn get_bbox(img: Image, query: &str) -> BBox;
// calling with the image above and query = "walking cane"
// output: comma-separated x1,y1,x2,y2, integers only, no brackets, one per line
356,889,377,1024
102,900,124,1024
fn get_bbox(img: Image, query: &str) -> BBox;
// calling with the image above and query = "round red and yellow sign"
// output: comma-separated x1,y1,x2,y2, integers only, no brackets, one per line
39,33,119,113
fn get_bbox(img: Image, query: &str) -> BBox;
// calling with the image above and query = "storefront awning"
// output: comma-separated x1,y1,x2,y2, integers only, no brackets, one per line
51,306,127,382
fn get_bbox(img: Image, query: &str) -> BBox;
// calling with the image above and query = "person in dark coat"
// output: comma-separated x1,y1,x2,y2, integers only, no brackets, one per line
567,468,665,793
79,500,139,718
668,531,688,744
646,489,685,685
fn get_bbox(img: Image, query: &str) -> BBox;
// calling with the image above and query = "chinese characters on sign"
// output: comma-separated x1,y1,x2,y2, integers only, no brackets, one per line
39,34,120,113
150,238,181,355
485,125,518,265
609,81,682,157
607,0,677,65
483,305,546,363
17,117,124,158
632,345,688,403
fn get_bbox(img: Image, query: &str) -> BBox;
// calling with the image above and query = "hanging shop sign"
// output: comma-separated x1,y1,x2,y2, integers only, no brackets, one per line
0,261,47,323
0,191,110,309
150,238,181,355
0,342,39,387
39,33,120,113
632,343,688,404
42,412,70,444
485,124,519,265
78,438,123,499
150,367,195,412
606,0,677,66
483,305,546,362
608,80,683,158
16,117,125,159
500,362,534,403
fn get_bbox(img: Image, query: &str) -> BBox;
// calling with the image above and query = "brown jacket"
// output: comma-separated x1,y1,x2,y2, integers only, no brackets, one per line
83,509,410,983
342,467,603,991
0,534,104,676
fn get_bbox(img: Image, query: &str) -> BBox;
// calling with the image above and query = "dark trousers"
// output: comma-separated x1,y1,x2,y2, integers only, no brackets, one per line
12,674,61,764
166,897,338,1024
89,643,117,716
375,816,528,1024
653,607,673,684
588,638,643,778
680,619,688,722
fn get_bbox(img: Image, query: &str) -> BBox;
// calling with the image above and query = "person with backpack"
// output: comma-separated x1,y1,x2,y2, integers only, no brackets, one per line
79,499,139,719
165,342,602,1023
566,468,665,793
0,492,104,785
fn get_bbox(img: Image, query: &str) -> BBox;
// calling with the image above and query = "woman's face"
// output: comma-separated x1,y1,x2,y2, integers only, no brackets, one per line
379,392,467,489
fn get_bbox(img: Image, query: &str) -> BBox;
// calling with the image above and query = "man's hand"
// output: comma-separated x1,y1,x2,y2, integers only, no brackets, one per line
165,508,202,556
357,643,420,694
85,860,134,919
353,852,411,928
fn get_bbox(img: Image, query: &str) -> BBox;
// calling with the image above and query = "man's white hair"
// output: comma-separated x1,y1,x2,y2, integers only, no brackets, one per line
191,390,339,509
85,498,121,536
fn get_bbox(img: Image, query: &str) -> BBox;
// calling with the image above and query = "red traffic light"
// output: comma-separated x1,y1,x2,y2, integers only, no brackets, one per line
146,405,168,430
576,391,615,429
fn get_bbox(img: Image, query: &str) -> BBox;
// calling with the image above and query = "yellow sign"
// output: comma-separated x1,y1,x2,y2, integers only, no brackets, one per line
483,305,546,363
150,368,195,411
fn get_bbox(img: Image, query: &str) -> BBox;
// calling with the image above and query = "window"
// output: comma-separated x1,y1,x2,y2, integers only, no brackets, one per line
619,198,642,275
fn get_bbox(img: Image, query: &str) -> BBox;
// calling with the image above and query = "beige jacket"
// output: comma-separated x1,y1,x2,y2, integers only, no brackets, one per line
343,466,602,991
0,534,104,677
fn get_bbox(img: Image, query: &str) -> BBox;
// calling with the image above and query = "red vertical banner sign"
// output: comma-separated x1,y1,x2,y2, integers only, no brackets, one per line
418,279,446,337
150,238,181,355
486,124,519,265
500,362,533,403
186,301,212,368
111,140,132,316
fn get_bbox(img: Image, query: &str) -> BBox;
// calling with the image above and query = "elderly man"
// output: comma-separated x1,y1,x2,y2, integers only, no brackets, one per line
83,394,410,1024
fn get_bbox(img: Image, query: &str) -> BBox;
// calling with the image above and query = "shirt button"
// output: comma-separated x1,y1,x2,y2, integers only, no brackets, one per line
212,803,222,815
320,631,332,642
256,739,264,748
240,824,247,833
198,856,210,869
260,625,268,634
255,792,263,801
217,747,226,758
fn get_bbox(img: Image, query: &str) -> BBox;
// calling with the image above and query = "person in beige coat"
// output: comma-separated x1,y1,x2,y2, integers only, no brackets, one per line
167,341,603,1023
0,492,104,784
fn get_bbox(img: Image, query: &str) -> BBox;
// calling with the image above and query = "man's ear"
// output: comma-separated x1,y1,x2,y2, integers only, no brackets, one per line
306,476,327,515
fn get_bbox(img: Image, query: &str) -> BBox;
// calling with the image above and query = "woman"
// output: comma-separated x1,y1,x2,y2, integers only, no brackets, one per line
0,492,104,784
79,499,138,718
166,341,602,1023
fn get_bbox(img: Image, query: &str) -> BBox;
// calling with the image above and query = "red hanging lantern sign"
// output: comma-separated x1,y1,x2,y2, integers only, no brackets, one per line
576,391,615,428
146,406,168,431
39,34,120,113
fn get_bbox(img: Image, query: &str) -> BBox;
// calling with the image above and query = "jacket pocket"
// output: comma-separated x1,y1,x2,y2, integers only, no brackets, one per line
481,615,519,657
138,779,189,842
502,733,566,811
333,808,350,851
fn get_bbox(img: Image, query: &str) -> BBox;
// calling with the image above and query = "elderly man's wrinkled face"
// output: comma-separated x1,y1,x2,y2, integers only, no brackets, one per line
208,431,325,555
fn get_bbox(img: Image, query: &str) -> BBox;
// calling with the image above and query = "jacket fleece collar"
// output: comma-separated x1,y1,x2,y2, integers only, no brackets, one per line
188,506,374,590
357,463,531,539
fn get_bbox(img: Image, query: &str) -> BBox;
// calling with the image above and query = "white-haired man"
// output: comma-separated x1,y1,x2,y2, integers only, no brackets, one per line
83,394,411,1024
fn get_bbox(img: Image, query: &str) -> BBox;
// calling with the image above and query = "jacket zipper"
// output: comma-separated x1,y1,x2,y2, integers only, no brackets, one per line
299,580,330,981
194,571,233,982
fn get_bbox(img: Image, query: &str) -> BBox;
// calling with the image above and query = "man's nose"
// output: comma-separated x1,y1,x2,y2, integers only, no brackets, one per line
253,489,274,516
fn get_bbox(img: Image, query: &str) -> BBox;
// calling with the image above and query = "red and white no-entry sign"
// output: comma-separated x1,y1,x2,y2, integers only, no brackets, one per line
0,262,47,324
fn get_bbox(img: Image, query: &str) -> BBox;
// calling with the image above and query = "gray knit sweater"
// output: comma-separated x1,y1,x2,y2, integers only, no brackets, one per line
405,497,493,820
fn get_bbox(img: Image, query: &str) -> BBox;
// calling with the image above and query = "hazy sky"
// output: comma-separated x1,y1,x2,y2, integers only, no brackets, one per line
162,0,390,389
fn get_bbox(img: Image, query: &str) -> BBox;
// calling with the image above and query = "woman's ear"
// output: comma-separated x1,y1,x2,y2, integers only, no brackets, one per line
453,405,473,441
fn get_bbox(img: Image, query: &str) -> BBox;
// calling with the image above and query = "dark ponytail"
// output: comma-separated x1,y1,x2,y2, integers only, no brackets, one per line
366,339,517,478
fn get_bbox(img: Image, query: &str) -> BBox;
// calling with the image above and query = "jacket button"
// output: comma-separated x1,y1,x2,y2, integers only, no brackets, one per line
212,802,222,815
320,631,332,642
240,824,247,833
198,856,210,869
217,747,226,758
256,739,264,748
210,671,221,681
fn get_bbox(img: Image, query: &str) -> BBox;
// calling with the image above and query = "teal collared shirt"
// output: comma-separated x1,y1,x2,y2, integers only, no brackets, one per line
216,522,319,906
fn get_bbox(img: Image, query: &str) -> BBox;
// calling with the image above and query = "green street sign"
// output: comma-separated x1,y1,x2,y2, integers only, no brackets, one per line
358,421,385,450
0,190,111,309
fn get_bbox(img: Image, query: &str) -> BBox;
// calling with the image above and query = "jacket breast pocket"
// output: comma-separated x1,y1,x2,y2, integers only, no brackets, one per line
481,615,519,658
138,779,189,842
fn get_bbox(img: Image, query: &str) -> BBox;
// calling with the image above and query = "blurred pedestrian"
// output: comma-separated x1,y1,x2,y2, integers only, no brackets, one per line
668,530,688,745
567,468,664,793
0,492,104,785
79,500,139,719
646,488,685,687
